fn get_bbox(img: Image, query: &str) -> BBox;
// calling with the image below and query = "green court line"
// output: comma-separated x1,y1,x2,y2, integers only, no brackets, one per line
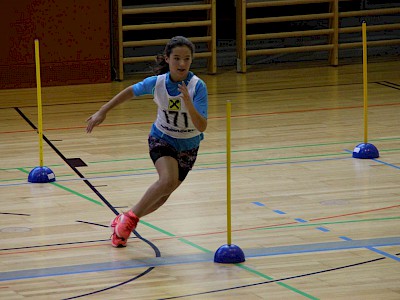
73,152,350,176
1,137,399,172
381,148,400,152
140,220,317,298
0,151,349,178
83,136,400,164
139,220,176,237
177,238,213,253
10,171,397,298
16,168,103,207
139,220,213,253
60,148,400,175
199,152,348,166
85,167,157,175
257,216,400,231
0,164,65,171
88,157,149,164
0,173,75,183
2,146,399,182
50,182,104,207
5,139,398,297
81,152,346,176
139,221,317,298
236,264,319,300
136,216,400,299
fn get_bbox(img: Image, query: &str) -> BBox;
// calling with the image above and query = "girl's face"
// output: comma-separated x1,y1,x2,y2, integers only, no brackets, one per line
165,45,193,82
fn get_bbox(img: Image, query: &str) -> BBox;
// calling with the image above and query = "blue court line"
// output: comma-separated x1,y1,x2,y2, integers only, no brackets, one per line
316,227,330,232
0,156,351,188
340,236,400,262
295,218,308,223
199,156,351,172
344,149,400,170
251,203,286,214
372,158,400,170
365,247,400,262
1,236,399,282
2,148,398,189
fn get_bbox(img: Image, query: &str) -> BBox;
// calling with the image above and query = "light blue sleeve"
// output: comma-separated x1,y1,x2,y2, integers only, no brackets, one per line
194,79,208,119
132,76,157,97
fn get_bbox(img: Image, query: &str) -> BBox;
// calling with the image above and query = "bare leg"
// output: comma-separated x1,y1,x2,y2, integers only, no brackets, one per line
131,156,182,218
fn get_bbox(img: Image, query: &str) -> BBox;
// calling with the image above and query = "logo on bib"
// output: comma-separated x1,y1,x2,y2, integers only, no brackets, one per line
168,98,181,111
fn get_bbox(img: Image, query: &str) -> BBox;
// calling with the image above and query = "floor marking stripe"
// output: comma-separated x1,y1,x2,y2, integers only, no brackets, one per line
316,227,330,232
340,236,400,262
1,237,399,282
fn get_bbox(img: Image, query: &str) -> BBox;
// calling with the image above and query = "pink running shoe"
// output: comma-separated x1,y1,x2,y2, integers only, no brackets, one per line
110,211,139,248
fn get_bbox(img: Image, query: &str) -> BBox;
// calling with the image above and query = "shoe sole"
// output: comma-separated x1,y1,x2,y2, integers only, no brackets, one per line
111,236,127,247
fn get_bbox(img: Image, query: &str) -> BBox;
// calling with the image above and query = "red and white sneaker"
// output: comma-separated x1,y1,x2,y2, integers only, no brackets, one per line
110,211,139,248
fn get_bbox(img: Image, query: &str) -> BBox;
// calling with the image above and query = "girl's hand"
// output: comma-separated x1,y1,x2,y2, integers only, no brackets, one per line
178,81,191,104
177,80,207,132
86,111,106,133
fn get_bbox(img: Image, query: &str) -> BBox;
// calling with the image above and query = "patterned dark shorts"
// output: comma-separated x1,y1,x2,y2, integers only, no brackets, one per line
148,135,199,181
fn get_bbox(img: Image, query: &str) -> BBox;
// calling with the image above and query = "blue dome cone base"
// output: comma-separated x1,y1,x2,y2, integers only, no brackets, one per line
214,244,245,264
28,166,56,183
352,143,379,159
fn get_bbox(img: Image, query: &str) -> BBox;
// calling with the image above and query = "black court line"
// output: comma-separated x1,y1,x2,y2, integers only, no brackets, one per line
0,212,31,216
158,254,399,300
384,81,400,88
375,81,400,91
63,267,155,300
75,220,109,228
14,107,161,298
0,220,139,251
15,107,119,215
0,239,111,251
12,104,399,298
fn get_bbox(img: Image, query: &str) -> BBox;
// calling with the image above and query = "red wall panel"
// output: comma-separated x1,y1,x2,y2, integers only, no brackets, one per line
0,0,111,89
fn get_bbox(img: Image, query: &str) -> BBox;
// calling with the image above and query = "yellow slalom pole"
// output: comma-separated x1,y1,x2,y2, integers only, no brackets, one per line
226,100,232,245
362,22,368,144
214,100,245,263
34,39,44,167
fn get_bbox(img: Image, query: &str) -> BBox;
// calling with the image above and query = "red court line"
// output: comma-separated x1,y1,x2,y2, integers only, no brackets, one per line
2,102,400,135
0,121,153,135
0,221,300,256
309,204,400,221
0,129,37,134
2,202,399,256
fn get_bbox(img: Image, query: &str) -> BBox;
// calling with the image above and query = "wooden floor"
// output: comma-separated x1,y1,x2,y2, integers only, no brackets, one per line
0,58,399,300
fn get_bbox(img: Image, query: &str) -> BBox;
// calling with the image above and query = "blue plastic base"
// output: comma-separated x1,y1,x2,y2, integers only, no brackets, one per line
352,143,379,159
28,166,56,183
214,244,245,264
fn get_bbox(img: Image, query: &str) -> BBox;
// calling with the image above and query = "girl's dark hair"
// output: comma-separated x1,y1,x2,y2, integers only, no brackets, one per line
152,36,195,75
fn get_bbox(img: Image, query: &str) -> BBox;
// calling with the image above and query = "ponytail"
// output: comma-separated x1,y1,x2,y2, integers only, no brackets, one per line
152,53,169,75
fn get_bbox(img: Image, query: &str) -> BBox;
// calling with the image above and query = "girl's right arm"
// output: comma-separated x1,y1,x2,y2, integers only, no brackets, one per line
86,86,134,133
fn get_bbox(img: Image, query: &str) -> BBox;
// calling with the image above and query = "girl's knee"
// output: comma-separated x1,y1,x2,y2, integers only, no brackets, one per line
157,177,180,194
